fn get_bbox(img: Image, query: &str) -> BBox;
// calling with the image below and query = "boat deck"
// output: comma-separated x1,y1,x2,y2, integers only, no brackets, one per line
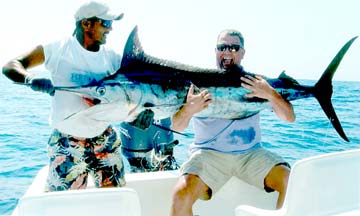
11,166,277,216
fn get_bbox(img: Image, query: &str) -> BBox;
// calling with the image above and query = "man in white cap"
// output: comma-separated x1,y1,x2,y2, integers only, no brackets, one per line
2,1,126,191
73,1,124,49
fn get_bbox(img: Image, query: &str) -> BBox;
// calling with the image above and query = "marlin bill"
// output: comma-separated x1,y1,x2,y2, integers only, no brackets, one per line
53,27,357,141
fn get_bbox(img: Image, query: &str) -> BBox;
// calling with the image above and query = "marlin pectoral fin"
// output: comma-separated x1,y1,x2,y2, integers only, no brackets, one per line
313,36,357,142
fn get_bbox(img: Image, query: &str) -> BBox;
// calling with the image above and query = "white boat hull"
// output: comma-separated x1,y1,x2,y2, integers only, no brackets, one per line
13,148,360,215
11,166,277,216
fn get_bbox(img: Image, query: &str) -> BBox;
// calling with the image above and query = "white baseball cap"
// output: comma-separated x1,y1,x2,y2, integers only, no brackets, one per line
74,1,124,21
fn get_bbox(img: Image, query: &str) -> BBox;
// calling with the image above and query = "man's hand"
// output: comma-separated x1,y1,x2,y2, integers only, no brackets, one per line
241,75,295,122
240,75,275,100
183,84,212,115
171,84,212,131
27,77,55,95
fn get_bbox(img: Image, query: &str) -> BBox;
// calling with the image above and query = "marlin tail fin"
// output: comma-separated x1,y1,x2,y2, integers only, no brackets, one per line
313,36,358,142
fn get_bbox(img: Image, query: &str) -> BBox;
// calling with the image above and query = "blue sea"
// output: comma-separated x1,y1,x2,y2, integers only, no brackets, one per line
0,73,359,215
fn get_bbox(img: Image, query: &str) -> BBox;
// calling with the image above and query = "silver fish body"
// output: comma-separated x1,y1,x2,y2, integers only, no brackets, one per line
63,72,313,121
54,27,357,141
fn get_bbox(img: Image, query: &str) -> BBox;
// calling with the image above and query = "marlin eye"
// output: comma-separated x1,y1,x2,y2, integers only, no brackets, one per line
96,86,106,96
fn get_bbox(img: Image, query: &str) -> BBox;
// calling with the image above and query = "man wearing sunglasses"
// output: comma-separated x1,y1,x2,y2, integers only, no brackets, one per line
170,29,295,215
2,1,126,191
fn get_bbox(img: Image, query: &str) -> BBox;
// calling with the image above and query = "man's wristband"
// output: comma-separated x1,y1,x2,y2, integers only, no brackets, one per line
24,74,35,84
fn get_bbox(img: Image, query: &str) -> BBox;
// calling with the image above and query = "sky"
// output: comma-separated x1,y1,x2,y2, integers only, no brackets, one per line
1,0,359,81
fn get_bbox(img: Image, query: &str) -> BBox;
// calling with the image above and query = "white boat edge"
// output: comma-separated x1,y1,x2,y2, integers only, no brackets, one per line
11,167,277,215
10,148,360,216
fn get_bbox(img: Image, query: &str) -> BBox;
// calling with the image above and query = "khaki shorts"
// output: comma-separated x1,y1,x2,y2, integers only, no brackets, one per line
181,148,289,194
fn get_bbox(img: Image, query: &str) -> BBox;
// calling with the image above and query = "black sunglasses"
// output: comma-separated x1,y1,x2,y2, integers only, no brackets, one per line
216,44,241,52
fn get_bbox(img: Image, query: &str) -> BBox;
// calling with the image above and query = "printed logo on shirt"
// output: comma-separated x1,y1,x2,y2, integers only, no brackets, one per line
227,127,256,145
70,72,109,85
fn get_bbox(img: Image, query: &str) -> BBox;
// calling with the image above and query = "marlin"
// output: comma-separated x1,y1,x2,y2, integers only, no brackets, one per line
52,26,356,141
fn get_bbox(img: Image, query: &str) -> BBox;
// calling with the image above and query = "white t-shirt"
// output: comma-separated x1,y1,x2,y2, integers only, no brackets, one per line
43,36,122,137
190,113,261,154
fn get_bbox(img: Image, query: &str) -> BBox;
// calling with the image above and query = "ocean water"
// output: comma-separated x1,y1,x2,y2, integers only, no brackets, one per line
0,74,359,215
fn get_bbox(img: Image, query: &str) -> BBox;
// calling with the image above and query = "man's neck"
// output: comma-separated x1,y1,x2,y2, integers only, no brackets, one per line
75,33,100,52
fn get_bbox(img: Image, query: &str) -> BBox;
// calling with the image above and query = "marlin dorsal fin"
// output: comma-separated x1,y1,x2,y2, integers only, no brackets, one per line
278,71,300,87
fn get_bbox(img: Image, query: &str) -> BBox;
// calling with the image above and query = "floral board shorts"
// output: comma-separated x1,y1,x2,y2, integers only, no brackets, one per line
46,126,126,191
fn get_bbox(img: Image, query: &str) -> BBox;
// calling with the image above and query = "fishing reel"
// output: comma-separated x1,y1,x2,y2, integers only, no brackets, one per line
120,111,179,173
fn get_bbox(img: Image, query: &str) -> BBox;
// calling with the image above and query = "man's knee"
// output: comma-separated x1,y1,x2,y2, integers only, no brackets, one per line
172,174,211,204
264,163,290,193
